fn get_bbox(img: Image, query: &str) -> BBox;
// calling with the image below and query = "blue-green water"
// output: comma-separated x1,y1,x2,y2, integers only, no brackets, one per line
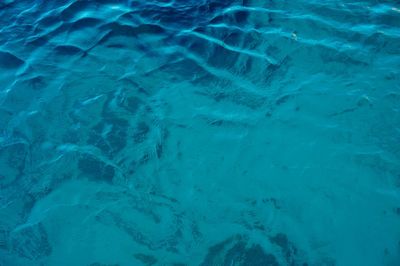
1,0,400,265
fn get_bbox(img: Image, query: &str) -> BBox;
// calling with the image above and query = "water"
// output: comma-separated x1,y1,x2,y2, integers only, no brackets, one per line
0,0,399,265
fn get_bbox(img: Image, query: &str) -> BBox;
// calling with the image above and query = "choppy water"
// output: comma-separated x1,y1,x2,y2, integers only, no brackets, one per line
1,0,400,265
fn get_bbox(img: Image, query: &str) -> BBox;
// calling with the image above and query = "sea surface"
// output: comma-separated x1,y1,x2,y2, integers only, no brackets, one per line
0,0,400,265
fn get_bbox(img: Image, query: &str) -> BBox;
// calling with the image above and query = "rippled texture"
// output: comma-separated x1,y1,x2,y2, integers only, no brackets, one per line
1,0,400,265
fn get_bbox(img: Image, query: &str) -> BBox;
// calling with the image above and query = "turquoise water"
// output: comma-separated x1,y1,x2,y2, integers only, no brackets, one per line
0,0,400,265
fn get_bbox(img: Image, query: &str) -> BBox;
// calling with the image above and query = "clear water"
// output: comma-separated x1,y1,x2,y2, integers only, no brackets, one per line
0,0,399,265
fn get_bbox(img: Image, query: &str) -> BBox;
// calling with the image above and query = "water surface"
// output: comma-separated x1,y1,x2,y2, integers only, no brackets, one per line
0,0,400,265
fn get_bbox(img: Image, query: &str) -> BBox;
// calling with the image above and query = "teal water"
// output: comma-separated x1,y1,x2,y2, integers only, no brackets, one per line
1,0,400,265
